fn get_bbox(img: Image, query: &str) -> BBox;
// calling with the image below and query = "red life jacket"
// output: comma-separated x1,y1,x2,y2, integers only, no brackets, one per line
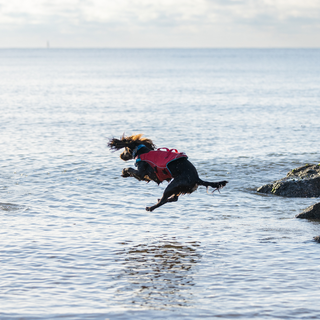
136,148,188,182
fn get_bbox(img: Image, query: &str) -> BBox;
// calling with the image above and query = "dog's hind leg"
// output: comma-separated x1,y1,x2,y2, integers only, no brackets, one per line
146,180,181,212
157,194,179,202
167,195,179,203
146,194,171,212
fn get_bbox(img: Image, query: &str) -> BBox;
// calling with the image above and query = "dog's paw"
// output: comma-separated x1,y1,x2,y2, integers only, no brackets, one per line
121,168,130,177
146,206,151,211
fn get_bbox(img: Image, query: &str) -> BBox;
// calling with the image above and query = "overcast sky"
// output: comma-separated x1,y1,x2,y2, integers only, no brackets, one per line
1,0,320,48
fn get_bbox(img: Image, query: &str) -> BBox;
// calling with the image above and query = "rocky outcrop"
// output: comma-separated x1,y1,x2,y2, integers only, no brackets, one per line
257,164,320,198
314,236,320,243
295,202,320,220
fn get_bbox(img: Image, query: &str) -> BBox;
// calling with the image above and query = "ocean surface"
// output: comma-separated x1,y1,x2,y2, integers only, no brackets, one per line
1,48,320,320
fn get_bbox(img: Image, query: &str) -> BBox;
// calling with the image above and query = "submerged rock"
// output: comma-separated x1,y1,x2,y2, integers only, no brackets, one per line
314,236,320,243
257,164,320,198
295,202,320,220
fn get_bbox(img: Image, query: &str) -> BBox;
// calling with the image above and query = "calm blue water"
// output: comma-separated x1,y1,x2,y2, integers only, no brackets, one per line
1,49,320,319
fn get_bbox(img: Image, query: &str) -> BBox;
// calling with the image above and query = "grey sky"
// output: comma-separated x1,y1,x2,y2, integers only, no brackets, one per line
1,0,320,48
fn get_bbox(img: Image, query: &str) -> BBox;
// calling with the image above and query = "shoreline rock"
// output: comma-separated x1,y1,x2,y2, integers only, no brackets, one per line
257,164,320,198
314,236,320,243
295,202,320,220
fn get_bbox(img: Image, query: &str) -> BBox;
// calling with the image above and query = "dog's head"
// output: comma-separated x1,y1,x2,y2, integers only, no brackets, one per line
120,146,135,161
108,134,155,161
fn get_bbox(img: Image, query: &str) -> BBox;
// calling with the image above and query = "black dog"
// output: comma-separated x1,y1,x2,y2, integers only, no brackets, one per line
108,134,228,211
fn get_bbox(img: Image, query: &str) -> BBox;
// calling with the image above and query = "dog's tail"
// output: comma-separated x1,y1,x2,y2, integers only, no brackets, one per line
198,179,228,193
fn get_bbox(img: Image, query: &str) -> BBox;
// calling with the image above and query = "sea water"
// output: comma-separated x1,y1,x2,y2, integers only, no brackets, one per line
1,49,320,319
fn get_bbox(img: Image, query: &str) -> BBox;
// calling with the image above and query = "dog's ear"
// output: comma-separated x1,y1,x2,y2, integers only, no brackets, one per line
108,134,131,151
108,137,126,150
108,133,155,151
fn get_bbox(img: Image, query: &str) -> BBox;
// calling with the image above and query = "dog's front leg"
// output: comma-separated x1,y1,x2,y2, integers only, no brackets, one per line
122,167,145,181
121,168,131,177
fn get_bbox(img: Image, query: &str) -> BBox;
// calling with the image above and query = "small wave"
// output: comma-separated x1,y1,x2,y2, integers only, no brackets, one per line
0,202,24,212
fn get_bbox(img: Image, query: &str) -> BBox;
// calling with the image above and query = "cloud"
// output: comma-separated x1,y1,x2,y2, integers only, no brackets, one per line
0,0,319,47
0,0,320,25
206,0,320,26
0,0,208,28
1,0,319,28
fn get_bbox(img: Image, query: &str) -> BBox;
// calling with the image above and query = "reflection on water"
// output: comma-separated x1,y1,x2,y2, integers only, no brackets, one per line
115,237,201,310
0,203,24,212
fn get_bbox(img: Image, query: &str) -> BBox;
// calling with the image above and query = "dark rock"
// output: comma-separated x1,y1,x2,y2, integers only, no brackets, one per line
295,202,320,220
314,236,320,243
257,164,320,197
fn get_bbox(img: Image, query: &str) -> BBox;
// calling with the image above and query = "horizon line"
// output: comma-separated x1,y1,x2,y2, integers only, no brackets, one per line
1,47,320,50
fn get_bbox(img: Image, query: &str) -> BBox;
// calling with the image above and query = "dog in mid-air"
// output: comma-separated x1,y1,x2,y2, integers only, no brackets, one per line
108,134,228,211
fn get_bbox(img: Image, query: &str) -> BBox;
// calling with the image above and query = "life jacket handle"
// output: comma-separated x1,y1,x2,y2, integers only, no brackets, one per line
157,148,179,153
